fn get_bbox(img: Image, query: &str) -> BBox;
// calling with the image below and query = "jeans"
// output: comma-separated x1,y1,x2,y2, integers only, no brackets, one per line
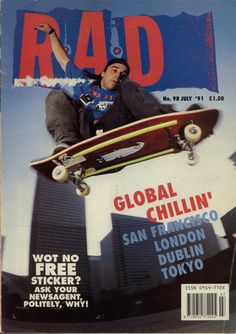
45,81,175,144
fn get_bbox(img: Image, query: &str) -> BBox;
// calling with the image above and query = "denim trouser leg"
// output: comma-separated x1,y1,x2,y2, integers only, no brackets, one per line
100,80,175,132
45,82,175,142
119,80,175,117
45,90,82,144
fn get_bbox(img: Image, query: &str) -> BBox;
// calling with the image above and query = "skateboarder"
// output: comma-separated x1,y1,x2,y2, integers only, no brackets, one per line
35,23,197,154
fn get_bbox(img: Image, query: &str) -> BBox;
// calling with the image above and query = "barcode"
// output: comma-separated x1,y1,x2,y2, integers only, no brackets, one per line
181,284,229,320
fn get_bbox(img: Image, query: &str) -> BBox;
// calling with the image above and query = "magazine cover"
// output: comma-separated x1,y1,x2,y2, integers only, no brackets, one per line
1,0,236,332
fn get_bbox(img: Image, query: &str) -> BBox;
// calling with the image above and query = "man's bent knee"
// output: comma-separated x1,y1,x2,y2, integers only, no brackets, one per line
119,80,141,91
45,90,67,107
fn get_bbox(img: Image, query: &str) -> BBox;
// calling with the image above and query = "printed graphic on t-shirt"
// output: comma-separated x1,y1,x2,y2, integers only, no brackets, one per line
66,61,117,119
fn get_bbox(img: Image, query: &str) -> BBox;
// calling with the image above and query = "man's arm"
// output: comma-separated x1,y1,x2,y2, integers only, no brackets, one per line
35,23,69,71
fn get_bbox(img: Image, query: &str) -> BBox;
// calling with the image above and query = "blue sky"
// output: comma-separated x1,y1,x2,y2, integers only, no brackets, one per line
2,0,236,275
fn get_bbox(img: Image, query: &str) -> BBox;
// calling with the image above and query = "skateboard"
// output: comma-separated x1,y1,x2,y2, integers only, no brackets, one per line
30,109,219,196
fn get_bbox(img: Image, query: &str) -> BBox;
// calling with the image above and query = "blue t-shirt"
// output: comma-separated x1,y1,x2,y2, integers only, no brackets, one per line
65,61,118,120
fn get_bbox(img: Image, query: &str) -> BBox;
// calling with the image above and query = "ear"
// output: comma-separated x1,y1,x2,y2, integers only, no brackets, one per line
101,71,105,78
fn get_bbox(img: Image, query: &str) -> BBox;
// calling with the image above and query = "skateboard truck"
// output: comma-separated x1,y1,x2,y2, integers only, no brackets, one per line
175,122,202,165
71,169,90,197
52,165,90,196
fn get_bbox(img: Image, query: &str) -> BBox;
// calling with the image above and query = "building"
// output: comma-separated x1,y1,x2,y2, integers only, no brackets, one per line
100,213,222,295
29,175,91,298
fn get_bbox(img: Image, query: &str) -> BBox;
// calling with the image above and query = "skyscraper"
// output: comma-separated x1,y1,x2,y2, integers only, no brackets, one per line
101,213,222,295
29,175,91,297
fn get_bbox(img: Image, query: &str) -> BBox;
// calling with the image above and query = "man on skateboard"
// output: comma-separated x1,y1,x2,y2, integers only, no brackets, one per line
35,23,197,154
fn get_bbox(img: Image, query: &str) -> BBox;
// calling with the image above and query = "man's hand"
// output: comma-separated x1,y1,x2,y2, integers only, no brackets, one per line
35,23,69,71
34,23,53,34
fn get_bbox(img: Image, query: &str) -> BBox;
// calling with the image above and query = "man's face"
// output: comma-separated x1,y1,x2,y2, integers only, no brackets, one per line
100,63,128,90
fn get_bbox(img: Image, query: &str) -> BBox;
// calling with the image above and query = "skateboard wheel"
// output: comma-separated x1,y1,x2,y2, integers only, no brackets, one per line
52,165,69,183
184,124,202,144
186,152,199,166
76,182,90,197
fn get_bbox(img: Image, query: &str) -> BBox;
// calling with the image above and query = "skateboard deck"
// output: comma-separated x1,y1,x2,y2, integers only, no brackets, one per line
30,108,219,196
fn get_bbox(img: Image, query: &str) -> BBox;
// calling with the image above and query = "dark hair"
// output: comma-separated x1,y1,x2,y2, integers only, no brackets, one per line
82,58,130,85
103,58,130,75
